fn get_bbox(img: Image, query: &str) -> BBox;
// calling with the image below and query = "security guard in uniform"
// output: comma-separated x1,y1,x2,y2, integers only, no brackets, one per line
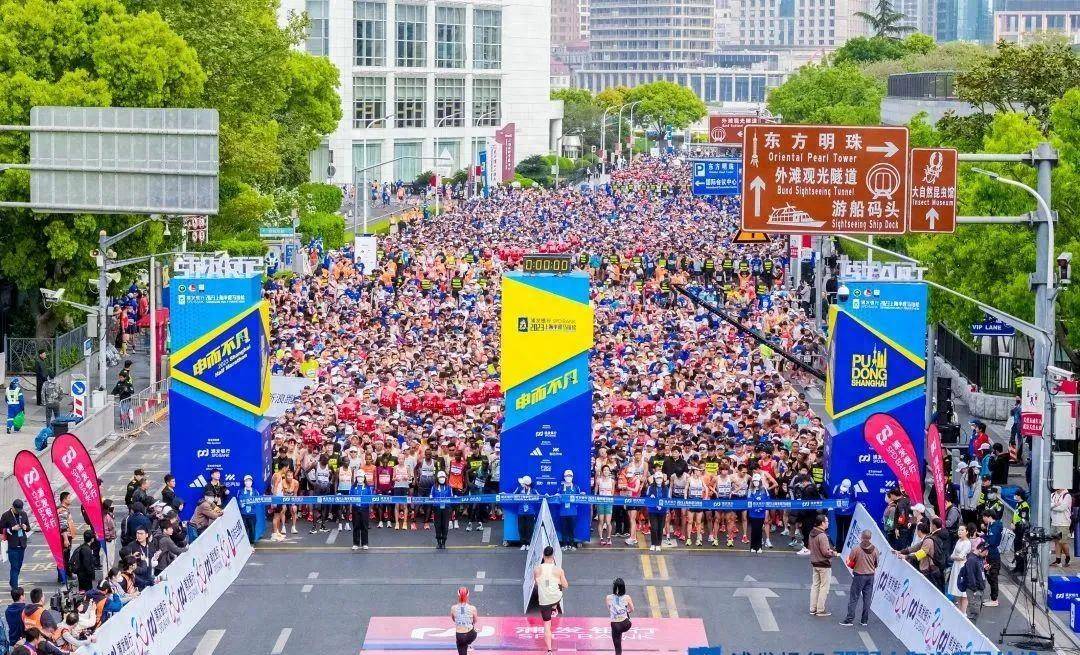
421,277,434,296
704,257,715,285
450,273,464,300
721,257,734,282
1012,488,1031,575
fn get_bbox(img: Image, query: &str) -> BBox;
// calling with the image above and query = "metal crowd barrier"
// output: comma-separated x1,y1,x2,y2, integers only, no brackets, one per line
239,493,850,512
117,378,170,433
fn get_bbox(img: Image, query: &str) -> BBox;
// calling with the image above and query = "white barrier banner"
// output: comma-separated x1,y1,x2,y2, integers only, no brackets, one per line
354,235,378,275
522,499,562,613
268,375,316,418
841,504,995,653
79,500,253,655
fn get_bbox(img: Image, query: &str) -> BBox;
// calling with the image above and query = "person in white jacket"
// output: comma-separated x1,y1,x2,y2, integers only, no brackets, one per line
1051,488,1073,567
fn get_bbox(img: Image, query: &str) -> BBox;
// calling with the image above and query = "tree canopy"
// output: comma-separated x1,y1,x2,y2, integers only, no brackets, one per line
766,64,884,125
854,0,916,39
626,81,706,134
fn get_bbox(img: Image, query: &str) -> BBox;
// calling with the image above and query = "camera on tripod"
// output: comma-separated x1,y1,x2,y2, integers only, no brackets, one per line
49,582,81,614
1023,526,1059,546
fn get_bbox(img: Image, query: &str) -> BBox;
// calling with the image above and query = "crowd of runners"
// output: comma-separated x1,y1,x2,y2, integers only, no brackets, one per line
260,155,836,552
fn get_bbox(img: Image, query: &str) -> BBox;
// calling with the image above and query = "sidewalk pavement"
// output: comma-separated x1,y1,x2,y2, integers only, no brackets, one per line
2,343,151,475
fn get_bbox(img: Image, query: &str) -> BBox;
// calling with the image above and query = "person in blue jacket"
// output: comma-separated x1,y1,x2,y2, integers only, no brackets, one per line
513,476,539,550
557,471,581,550
644,472,669,552
431,471,454,550
351,471,374,550
747,473,770,553
237,475,259,545
832,478,856,546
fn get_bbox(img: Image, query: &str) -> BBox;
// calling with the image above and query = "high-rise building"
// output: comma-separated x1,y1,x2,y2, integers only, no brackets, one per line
957,0,997,41
577,0,715,89
551,0,589,46
936,0,958,41
994,0,1080,44
733,0,871,48
285,0,563,186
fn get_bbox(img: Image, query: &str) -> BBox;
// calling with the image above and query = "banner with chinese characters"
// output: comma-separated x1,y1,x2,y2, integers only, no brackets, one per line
78,500,253,655
825,281,928,520
50,433,105,541
169,274,272,521
841,503,994,653
500,271,593,542
13,450,65,574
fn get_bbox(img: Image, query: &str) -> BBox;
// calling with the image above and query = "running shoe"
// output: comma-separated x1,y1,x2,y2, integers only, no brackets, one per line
765,538,773,548
466,522,473,531
310,527,318,534
352,545,359,551
291,526,298,534
363,545,369,550
741,535,749,544
520,545,528,551
781,528,790,536
797,547,811,555
338,522,344,531
626,538,638,546
411,522,418,530
377,521,384,528
727,538,734,548
695,537,702,546
345,523,352,531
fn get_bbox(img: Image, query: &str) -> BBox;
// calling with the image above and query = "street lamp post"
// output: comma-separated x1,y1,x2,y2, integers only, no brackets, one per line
360,113,397,234
627,101,642,157
599,107,612,177
617,101,641,169
973,162,1058,580
469,110,498,198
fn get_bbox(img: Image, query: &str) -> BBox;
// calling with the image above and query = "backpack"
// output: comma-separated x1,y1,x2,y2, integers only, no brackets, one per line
34,428,53,452
928,533,949,574
43,381,60,406
120,515,132,546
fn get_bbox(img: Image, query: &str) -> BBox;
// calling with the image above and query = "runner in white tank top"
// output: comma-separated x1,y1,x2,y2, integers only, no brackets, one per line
533,546,568,655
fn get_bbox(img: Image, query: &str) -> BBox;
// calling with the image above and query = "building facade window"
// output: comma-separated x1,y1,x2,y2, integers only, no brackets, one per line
355,1,386,66
353,141,383,185
435,78,465,126
306,0,330,56
435,6,466,68
435,139,461,171
473,9,502,69
472,78,500,126
394,140,423,181
396,4,427,67
353,76,386,127
395,77,426,127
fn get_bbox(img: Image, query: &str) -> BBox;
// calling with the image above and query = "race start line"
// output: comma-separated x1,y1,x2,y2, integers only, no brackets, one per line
360,616,708,655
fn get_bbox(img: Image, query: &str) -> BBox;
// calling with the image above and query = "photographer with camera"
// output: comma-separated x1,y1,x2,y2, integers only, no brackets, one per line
68,531,97,592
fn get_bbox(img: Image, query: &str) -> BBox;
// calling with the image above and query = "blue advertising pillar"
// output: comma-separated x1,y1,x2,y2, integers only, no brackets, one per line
500,271,593,543
168,273,272,531
825,280,929,523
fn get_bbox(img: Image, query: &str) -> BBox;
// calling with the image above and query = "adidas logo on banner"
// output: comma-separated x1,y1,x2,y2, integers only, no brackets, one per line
189,475,208,488
529,447,543,457
853,480,869,494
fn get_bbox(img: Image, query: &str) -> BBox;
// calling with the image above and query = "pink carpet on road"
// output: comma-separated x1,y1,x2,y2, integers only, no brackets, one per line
361,616,709,654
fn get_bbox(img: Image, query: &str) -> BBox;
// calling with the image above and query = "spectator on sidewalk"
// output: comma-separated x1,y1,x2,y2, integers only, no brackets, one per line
808,514,836,617
981,510,1003,606
989,444,1010,487
5,587,25,644
120,528,155,590
959,538,988,623
161,474,183,514
69,531,97,591
124,469,145,509
1,500,30,589
1051,487,1073,568
153,521,186,573
41,374,62,426
34,350,48,407
840,529,878,627
191,488,223,535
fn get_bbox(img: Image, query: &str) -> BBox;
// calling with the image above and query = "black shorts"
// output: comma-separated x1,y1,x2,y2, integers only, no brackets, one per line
539,601,562,622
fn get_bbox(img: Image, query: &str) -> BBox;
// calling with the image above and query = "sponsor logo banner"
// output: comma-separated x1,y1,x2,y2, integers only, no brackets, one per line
79,501,253,655
170,301,271,415
926,424,947,519
268,375,316,419
50,433,105,541
863,413,924,504
842,504,994,654
13,451,65,573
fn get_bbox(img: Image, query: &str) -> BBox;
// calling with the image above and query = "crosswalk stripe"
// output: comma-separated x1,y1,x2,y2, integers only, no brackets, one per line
193,629,226,655
656,555,669,580
645,586,661,618
663,586,679,618
271,628,292,655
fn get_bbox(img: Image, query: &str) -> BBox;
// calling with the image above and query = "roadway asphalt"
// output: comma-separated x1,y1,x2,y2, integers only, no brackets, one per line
4,424,1053,655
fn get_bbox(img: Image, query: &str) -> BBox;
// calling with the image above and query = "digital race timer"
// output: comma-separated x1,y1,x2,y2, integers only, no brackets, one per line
522,253,573,274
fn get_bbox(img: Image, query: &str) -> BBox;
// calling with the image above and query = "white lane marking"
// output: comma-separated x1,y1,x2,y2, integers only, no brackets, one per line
835,590,845,596
193,629,226,655
857,630,876,651
482,527,491,543
271,628,292,655
476,571,486,579
326,528,339,545
301,585,313,593
733,575,779,632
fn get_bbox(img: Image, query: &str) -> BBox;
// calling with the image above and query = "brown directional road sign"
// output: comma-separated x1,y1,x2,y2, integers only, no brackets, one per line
908,147,958,233
740,125,909,235
709,115,762,146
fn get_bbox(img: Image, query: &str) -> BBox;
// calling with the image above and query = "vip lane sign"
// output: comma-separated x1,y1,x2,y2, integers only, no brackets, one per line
741,125,909,234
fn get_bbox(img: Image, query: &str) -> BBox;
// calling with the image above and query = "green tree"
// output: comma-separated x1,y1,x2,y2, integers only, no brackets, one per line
0,0,205,333
625,81,706,140
125,0,341,188
854,0,916,38
767,64,884,125
552,88,605,151
860,41,988,81
957,38,1080,132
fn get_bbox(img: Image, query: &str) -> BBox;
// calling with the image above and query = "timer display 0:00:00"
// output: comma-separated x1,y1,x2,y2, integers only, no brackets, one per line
522,256,572,273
